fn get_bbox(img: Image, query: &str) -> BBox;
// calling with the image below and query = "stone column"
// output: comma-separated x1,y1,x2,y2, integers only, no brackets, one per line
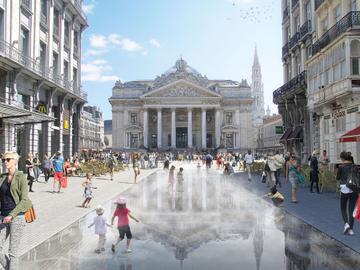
201,108,207,149
143,109,148,148
171,109,176,148
157,109,162,148
215,109,221,148
235,109,240,148
187,108,193,148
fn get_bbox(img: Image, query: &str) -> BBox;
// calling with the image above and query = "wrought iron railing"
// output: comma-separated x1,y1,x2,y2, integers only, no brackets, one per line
312,11,360,55
273,71,307,103
315,0,325,11
292,0,299,8
0,40,87,101
300,20,312,39
289,32,300,49
282,42,289,58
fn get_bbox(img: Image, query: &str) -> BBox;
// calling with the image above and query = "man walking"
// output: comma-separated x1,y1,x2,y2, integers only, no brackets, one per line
52,151,64,193
244,150,254,181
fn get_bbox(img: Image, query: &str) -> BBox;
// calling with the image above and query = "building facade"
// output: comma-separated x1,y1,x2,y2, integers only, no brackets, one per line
79,106,104,151
306,0,360,164
110,58,256,151
0,0,88,166
274,0,314,162
256,113,284,155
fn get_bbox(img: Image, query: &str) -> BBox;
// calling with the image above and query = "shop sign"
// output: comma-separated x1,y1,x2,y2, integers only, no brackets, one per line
347,107,359,114
332,104,345,119
36,102,47,114
64,120,69,130
275,126,284,134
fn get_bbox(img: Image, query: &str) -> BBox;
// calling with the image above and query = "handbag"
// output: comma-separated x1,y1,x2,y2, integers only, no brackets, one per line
346,165,360,192
296,171,305,184
25,206,36,223
29,168,35,178
61,176,68,188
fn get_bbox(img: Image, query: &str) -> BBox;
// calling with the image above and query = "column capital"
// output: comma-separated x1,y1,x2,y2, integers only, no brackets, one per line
157,108,162,113
171,108,176,112
187,107,193,112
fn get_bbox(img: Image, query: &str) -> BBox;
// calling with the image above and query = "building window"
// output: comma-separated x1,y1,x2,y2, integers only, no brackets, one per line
305,2,311,21
225,112,233,125
73,68,78,90
321,16,328,33
63,60,69,82
351,40,360,75
52,52,58,78
335,117,346,132
323,118,330,135
20,27,29,57
39,42,46,73
73,31,79,56
334,5,342,23
225,133,234,148
64,20,70,48
341,60,346,79
53,8,60,39
40,0,47,25
352,0,357,11
130,113,137,124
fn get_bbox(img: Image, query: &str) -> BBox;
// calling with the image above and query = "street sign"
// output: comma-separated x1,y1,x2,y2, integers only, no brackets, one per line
275,126,284,134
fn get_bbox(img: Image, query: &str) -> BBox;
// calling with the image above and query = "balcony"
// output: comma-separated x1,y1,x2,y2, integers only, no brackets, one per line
282,42,289,58
289,32,300,49
273,71,307,104
0,40,87,101
315,0,325,11
300,20,312,39
312,11,360,56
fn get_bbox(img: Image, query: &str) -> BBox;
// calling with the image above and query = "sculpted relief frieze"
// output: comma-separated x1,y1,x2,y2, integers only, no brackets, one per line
151,87,202,97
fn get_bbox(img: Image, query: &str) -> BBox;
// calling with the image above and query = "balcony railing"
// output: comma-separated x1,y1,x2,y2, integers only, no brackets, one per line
273,71,307,103
0,40,87,101
315,0,325,11
289,32,300,49
21,0,31,10
300,20,312,39
292,0,299,8
312,11,360,56
282,42,289,58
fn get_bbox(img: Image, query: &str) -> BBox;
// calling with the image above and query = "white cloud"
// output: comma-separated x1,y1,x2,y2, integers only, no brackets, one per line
149,38,161,48
89,35,108,48
85,49,108,56
83,0,96,14
118,38,143,52
82,60,119,82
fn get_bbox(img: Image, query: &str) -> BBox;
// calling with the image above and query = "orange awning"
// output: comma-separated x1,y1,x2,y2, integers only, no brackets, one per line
339,126,360,143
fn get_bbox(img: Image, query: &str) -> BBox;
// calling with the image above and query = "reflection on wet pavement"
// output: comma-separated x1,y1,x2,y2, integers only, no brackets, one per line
20,166,360,270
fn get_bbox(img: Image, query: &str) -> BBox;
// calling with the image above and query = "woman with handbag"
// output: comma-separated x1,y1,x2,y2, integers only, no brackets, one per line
0,151,32,270
286,154,300,203
336,151,358,236
25,153,35,192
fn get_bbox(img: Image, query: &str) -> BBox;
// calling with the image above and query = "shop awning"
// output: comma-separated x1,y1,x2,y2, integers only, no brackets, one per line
339,126,360,143
279,128,293,142
288,126,303,140
0,102,55,125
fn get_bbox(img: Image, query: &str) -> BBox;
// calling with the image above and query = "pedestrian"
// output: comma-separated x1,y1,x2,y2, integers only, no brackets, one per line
0,151,33,270
111,197,139,253
266,153,277,188
168,165,176,194
244,150,253,181
176,167,184,210
42,154,51,183
52,151,64,193
81,173,97,208
286,153,300,203
88,205,111,254
264,186,284,207
132,153,140,184
319,149,330,171
107,153,117,181
33,153,41,182
25,153,35,192
273,150,285,187
309,150,320,193
336,151,359,235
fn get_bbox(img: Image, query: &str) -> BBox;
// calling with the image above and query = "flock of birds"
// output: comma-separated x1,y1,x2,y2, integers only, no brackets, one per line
226,1,276,23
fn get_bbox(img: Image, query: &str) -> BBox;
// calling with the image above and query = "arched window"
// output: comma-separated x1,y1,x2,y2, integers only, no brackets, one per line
351,40,360,75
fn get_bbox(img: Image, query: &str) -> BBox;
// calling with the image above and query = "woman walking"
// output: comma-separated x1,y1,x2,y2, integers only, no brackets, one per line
286,153,300,203
25,153,35,192
42,154,51,183
168,165,176,194
132,153,140,184
336,151,358,235
0,151,32,270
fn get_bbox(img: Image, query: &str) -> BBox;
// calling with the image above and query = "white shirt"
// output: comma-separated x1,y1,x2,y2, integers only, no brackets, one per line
340,184,353,194
244,154,253,165
89,216,110,235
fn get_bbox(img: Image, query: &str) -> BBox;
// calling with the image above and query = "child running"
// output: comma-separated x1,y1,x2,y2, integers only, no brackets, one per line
264,186,284,207
81,173,97,208
88,205,112,254
111,197,139,253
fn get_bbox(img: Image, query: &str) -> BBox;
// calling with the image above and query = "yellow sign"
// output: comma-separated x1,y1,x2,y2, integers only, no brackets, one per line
37,103,47,114
64,120,69,130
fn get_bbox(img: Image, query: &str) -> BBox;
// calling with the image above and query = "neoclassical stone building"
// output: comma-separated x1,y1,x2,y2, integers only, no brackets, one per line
109,58,256,151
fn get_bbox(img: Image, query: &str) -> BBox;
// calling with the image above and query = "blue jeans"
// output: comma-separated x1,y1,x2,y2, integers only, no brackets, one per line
275,169,281,186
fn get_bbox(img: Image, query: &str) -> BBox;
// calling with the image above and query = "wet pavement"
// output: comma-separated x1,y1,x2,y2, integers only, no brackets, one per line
19,165,360,270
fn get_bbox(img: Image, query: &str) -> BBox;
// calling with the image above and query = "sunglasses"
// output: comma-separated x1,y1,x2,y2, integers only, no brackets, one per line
2,158,13,163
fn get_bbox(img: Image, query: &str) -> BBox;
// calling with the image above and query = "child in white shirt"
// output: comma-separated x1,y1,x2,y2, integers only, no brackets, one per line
88,205,112,253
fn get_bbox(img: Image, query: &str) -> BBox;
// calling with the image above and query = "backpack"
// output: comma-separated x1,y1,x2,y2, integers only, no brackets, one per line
346,165,360,192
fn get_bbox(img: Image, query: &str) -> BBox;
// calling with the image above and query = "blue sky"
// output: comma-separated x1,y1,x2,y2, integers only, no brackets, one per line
81,0,282,120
